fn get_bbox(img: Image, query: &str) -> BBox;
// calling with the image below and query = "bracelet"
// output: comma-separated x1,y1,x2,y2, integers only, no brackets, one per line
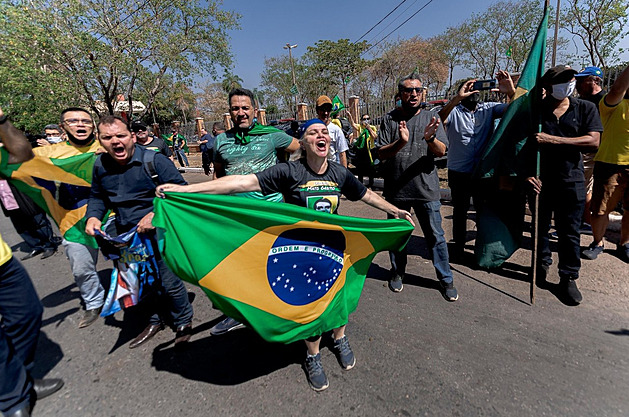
0,115,7,125
425,135,436,143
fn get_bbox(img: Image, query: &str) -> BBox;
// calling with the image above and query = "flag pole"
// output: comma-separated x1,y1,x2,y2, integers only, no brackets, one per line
531,0,550,304
551,0,560,66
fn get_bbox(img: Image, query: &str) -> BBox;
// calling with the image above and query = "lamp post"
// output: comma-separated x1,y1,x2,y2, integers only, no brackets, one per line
284,43,298,119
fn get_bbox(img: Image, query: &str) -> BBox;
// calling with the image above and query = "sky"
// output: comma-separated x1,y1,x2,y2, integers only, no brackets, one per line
211,0,629,89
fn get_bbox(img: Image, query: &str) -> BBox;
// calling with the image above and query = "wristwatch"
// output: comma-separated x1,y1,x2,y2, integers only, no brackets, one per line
425,134,436,143
0,115,8,125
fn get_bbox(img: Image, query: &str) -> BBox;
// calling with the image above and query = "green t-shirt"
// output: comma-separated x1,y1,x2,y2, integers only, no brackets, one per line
214,126,293,202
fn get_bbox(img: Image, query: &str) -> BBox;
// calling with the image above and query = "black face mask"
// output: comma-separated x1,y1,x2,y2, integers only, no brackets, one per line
66,131,95,146
462,93,481,110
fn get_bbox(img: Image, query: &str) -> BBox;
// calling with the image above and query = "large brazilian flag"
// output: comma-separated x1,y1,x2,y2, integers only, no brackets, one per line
153,192,413,344
0,141,100,248
473,4,548,268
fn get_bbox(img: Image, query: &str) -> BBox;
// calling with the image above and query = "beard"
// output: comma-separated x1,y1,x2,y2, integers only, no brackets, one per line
66,131,95,146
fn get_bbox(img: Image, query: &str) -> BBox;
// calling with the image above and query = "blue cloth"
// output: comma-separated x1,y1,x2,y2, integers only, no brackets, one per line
199,133,215,153
445,102,507,173
387,200,453,283
0,257,43,415
88,145,187,233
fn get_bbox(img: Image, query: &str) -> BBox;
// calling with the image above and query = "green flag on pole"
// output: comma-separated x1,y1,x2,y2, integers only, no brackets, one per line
290,84,299,95
331,95,345,116
153,192,413,344
472,4,549,268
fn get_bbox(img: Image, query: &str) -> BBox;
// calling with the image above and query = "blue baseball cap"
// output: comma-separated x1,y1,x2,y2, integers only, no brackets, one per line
575,66,603,78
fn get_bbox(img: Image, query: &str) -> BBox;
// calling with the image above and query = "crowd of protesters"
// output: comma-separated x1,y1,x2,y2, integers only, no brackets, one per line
0,61,627,414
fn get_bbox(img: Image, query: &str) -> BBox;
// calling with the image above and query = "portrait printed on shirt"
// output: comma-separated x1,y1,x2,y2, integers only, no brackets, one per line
300,180,340,213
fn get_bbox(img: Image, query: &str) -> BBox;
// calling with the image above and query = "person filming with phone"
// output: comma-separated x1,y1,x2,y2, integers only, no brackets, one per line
438,70,516,260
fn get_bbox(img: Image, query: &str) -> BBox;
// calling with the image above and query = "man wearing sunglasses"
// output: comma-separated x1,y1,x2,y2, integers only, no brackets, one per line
376,73,458,301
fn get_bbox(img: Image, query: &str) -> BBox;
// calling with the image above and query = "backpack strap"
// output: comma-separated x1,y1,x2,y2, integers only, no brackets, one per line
142,149,160,187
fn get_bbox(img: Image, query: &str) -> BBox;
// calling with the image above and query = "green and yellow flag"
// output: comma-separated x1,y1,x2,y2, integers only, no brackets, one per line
331,95,345,116
473,4,548,268
0,141,100,247
153,193,413,344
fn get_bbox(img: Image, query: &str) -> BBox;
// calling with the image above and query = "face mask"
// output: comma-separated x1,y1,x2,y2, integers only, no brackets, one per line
47,136,62,144
551,80,576,100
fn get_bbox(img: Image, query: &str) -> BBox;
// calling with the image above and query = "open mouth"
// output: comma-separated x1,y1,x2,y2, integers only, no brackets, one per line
316,139,328,151
111,144,126,157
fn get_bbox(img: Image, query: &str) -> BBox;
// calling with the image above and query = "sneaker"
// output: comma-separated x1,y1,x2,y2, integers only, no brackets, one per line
440,281,459,302
579,222,593,235
617,243,629,263
388,274,403,292
209,317,245,336
78,306,102,328
582,243,604,260
333,335,356,370
304,353,329,391
562,279,583,304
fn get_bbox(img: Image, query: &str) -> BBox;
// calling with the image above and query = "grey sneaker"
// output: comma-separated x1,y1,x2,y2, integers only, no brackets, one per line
388,274,403,292
582,243,604,260
304,353,329,391
210,317,245,336
440,281,459,302
333,335,356,370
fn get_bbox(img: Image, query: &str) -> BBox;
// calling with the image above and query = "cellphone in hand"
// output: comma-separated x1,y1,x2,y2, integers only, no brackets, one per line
472,79,497,91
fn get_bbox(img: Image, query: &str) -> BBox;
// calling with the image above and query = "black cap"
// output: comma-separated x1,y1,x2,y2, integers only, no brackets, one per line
541,65,578,85
130,120,147,132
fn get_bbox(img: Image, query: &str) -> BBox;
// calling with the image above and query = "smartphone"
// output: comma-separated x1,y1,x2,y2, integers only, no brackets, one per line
472,79,497,91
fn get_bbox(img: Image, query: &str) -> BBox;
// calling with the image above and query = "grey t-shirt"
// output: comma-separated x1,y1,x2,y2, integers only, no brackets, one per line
376,108,448,202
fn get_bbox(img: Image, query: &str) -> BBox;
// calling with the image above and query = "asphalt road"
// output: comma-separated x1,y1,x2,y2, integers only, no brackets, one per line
4,171,628,417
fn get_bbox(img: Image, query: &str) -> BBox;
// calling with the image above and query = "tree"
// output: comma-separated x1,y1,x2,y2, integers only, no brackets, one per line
197,82,227,121
0,0,239,130
302,39,370,104
221,72,244,93
562,0,629,68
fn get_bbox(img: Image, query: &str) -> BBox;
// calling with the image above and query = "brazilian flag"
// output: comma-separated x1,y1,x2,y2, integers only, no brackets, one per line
331,95,345,117
473,4,548,268
0,141,100,247
153,192,413,344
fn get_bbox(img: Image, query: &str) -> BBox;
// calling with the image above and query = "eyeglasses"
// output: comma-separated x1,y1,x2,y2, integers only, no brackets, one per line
62,118,92,126
401,87,424,93
362,117,370,121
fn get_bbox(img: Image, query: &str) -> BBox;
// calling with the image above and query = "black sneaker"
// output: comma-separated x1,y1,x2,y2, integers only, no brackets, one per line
440,281,459,302
333,335,356,370
617,243,629,263
209,317,245,336
582,243,604,260
562,279,583,304
304,353,329,392
388,274,403,292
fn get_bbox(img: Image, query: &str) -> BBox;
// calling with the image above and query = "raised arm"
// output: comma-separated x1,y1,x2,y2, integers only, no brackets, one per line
156,173,261,198
605,64,629,106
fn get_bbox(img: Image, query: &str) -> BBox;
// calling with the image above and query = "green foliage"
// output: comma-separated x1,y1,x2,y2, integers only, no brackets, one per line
222,73,244,93
0,0,239,131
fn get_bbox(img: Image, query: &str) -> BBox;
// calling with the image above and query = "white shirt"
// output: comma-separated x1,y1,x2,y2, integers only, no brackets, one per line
326,122,348,164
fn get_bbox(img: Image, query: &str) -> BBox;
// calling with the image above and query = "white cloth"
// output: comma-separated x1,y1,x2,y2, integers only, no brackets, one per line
326,122,349,164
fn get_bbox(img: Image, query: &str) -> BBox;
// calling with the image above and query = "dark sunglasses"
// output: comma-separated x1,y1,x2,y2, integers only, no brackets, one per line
401,87,423,93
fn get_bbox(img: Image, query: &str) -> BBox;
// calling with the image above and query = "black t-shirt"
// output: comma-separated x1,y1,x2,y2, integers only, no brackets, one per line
376,108,447,202
581,90,606,108
540,97,603,183
137,136,172,158
255,159,367,214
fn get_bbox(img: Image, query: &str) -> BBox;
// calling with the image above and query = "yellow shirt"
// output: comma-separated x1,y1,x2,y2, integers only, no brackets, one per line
595,96,629,165
0,234,12,266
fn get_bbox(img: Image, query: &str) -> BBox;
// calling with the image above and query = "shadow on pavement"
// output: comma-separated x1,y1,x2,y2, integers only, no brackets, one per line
605,329,629,336
150,327,303,385
31,330,64,379
40,284,79,308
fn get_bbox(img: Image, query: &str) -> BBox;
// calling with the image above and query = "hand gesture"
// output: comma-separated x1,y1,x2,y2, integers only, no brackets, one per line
424,117,440,140
457,79,479,100
495,70,516,97
398,120,409,144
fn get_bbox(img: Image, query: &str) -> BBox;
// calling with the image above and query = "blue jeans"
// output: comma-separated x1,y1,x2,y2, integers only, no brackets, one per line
147,255,193,328
388,200,453,284
62,240,105,310
0,257,43,415
175,149,189,167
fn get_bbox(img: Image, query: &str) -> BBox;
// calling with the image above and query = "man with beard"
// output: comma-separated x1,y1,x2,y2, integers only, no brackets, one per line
44,108,106,327
376,73,458,301
438,71,515,259
210,87,300,334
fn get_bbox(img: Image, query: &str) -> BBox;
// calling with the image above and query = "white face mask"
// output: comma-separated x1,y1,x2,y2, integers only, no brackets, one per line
551,80,576,100
47,136,62,143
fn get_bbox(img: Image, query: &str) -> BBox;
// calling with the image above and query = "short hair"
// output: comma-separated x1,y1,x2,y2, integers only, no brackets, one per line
44,124,61,132
97,115,130,133
213,121,225,131
398,72,422,92
228,88,255,107
60,107,91,124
